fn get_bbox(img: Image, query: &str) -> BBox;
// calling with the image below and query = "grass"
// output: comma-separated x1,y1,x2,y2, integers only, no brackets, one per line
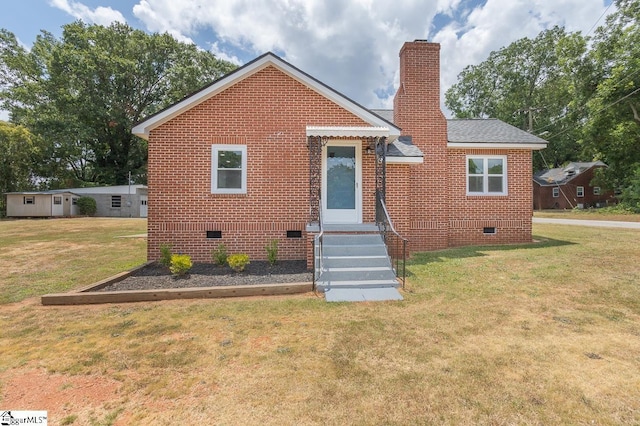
1,218,639,424
0,218,146,303
534,208,640,222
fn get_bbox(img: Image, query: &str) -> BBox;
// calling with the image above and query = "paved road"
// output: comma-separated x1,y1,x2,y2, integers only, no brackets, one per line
533,217,640,229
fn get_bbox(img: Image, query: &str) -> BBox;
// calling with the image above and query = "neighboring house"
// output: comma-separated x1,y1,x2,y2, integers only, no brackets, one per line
5,190,79,217
6,185,148,218
533,161,615,210
132,40,547,267
69,185,148,218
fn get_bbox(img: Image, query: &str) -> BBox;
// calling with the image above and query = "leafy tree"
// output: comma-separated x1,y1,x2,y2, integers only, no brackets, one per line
0,21,237,187
581,0,640,196
445,27,592,170
0,121,39,215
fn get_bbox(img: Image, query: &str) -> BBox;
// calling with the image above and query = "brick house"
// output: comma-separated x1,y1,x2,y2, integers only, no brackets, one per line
533,161,616,209
133,40,547,270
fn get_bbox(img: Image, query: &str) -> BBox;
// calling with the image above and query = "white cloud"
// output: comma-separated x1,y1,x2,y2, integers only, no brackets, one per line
131,0,615,114
209,42,242,65
49,0,126,26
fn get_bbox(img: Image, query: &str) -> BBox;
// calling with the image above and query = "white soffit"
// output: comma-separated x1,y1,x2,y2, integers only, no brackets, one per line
306,126,391,138
448,142,547,150
133,53,401,139
387,156,423,164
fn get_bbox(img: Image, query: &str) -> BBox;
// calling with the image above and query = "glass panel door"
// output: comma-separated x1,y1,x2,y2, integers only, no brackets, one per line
323,142,361,223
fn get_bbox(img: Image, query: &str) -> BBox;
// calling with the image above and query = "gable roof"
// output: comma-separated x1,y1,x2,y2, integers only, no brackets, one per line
370,110,548,150
132,53,400,140
533,161,607,186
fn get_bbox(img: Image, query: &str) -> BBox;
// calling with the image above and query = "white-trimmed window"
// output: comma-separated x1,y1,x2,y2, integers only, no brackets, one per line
23,196,35,205
577,186,584,197
53,196,62,205
552,187,559,198
467,156,507,195
593,187,601,195
212,145,247,194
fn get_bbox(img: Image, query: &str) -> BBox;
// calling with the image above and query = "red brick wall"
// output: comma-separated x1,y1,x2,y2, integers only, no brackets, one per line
448,149,533,246
392,40,535,251
147,65,371,262
393,41,450,252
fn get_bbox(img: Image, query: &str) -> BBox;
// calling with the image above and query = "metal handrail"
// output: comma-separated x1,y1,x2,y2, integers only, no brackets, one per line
312,200,324,290
376,195,408,288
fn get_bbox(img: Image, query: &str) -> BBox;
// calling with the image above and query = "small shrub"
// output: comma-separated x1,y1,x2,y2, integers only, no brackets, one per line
76,196,97,216
227,253,250,272
159,244,172,268
212,244,228,266
170,254,193,276
265,240,278,266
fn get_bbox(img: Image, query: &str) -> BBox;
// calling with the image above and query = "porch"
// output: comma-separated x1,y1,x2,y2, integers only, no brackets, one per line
305,126,414,301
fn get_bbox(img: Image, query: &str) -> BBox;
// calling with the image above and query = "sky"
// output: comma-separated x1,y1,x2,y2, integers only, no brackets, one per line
0,0,616,122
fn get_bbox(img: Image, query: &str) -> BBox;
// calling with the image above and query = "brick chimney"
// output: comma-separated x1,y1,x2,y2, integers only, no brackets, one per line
391,40,449,251
393,40,447,149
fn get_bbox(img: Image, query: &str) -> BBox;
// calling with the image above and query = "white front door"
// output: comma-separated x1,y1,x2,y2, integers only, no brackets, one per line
322,141,361,224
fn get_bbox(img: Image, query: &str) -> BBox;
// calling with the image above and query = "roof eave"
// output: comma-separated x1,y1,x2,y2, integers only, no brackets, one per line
448,142,548,150
387,156,423,164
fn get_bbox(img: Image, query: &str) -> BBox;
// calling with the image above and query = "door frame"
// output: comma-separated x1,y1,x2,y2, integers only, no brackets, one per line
321,140,362,224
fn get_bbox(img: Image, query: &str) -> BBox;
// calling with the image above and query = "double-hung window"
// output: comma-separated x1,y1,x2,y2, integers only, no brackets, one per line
212,145,247,194
467,156,507,195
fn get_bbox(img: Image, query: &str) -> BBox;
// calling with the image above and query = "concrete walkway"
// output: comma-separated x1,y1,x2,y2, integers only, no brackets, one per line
533,217,640,229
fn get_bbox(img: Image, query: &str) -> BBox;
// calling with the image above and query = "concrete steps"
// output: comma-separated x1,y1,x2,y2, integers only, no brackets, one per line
315,230,402,302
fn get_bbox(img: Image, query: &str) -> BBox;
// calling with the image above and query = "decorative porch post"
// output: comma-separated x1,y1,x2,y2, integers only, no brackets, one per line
308,135,323,223
375,136,387,223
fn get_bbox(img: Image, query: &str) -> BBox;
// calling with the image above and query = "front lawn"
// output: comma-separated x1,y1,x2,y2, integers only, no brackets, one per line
0,218,638,424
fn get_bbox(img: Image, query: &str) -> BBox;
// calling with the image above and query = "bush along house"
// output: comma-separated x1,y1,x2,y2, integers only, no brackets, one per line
133,40,547,301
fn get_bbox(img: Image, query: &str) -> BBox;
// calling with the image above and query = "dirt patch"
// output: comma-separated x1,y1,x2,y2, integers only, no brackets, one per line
0,368,121,421
97,261,312,292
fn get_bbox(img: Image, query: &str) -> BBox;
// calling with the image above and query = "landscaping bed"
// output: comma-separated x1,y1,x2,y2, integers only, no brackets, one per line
98,260,312,291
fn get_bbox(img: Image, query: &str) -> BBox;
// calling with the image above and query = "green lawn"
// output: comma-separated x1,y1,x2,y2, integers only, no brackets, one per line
0,218,639,425
0,218,146,303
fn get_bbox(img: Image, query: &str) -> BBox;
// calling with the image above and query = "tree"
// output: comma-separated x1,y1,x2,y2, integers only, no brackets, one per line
445,27,592,170
0,121,39,215
580,0,640,197
0,21,237,187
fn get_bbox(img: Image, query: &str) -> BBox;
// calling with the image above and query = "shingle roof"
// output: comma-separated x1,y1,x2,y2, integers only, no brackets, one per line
447,119,547,145
533,161,607,186
387,136,423,157
369,110,548,148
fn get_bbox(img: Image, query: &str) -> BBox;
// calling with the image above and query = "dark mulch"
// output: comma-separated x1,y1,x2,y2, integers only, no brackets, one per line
97,260,312,292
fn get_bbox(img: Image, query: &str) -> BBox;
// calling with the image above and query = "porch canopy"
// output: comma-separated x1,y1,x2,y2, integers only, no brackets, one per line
306,126,393,139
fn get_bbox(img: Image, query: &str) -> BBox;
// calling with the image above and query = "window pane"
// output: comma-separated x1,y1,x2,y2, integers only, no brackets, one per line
468,176,483,192
488,159,503,174
218,151,242,169
468,158,483,174
218,170,242,189
326,147,356,209
488,176,503,192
